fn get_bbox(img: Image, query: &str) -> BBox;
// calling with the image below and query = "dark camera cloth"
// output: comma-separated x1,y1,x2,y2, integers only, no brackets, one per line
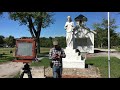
49,47,66,67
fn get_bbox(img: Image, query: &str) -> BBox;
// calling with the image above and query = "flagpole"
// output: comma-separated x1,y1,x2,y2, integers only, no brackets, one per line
108,12,110,78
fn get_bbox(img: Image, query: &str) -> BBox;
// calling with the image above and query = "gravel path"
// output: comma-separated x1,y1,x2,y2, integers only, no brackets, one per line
45,65,101,78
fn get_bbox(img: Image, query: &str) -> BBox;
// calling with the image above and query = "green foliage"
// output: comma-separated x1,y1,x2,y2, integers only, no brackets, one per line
0,35,15,48
93,18,119,48
86,57,120,78
0,47,15,63
4,35,15,47
54,36,66,48
0,35,5,45
40,37,53,48
40,36,66,48
9,12,54,28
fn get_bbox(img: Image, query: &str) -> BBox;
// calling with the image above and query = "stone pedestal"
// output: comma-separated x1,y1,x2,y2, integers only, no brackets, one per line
62,47,86,68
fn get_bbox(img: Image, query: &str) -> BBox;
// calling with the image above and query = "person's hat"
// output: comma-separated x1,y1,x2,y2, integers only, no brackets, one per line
53,40,58,45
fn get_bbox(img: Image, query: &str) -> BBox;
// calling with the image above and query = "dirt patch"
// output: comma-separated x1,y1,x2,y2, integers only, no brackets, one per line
0,61,23,78
45,65,101,78
62,75,91,78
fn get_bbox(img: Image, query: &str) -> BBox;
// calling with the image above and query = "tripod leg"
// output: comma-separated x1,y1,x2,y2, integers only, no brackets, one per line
20,72,24,78
27,70,32,78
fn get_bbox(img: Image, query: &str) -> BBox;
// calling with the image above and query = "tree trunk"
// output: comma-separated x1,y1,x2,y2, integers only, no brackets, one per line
36,18,42,54
35,30,41,54
36,26,41,54
100,43,103,48
36,37,40,54
98,45,99,48
28,16,35,38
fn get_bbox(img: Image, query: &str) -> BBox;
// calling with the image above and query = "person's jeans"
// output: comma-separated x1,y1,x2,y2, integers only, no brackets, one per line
52,66,62,78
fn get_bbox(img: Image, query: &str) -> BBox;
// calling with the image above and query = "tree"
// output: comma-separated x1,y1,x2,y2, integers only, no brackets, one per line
93,18,118,48
54,36,66,48
0,35,5,47
8,12,54,54
40,36,66,48
4,35,16,47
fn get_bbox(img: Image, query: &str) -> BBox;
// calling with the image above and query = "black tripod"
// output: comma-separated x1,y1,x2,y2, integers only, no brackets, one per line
20,63,32,78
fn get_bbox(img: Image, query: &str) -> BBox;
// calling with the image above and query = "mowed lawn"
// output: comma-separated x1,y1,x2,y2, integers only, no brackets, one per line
86,57,120,78
0,48,15,63
40,47,50,53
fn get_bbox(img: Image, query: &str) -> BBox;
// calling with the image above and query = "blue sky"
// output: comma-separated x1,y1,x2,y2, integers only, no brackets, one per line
0,12,120,38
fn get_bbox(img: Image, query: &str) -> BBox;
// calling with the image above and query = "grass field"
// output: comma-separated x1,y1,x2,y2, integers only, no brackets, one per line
0,48,15,63
37,47,50,57
86,57,120,78
0,48,15,55
40,47,50,53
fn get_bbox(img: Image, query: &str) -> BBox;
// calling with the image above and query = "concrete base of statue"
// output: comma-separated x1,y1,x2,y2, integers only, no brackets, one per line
62,47,86,68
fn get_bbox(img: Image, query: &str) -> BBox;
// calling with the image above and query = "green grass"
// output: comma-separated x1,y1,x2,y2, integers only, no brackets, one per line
0,48,15,55
0,48,15,63
115,47,120,51
40,47,50,53
86,57,120,78
37,47,50,57
0,57,15,63
31,57,50,68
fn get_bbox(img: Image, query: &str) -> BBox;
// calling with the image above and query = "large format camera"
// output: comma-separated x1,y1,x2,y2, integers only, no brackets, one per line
13,38,36,78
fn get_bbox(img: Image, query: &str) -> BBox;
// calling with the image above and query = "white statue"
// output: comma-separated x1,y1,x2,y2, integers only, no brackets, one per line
64,16,75,48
